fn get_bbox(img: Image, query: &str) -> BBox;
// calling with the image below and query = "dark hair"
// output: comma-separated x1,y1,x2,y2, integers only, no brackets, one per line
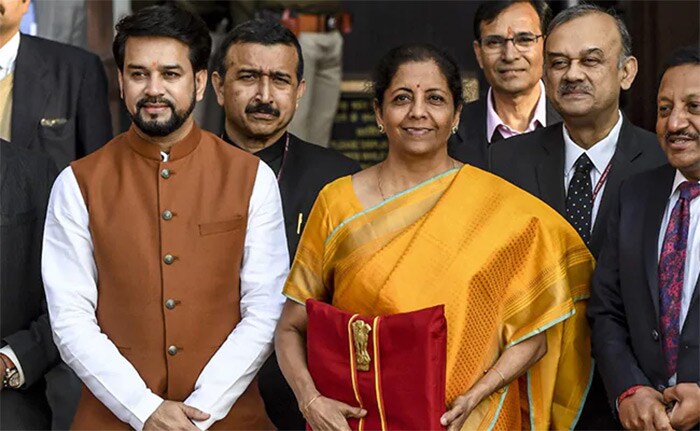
212,19,304,82
473,1,551,40
547,4,632,67
372,44,463,110
663,45,700,72
112,4,212,72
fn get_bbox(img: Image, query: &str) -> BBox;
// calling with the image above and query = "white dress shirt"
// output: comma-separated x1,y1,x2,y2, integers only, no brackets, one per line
42,160,289,430
0,31,20,80
563,111,622,232
486,80,547,143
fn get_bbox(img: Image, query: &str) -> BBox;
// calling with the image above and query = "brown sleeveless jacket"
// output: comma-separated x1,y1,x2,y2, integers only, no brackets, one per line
69,124,273,430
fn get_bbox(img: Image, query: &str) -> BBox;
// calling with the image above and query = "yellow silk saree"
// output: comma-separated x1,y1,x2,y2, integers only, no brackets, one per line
284,165,594,430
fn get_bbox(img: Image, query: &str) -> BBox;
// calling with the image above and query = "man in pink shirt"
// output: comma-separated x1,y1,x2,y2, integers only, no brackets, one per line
448,0,561,169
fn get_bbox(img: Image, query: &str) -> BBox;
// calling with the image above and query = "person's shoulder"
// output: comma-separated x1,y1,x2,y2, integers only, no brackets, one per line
201,129,260,164
490,123,562,161
462,164,562,217
21,34,101,65
289,135,361,171
622,163,674,195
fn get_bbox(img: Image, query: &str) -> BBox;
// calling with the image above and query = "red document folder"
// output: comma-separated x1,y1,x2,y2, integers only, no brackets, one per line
306,299,447,430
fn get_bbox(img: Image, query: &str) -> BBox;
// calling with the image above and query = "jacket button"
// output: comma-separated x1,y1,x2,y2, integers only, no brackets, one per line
164,299,176,310
162,210,173,221
167,345,178,356
163,254,175,265
657,384,666,392
652,329,659,341
161,169,171,179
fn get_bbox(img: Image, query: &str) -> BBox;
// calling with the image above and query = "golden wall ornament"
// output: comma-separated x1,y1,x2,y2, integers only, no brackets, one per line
351,319,372,371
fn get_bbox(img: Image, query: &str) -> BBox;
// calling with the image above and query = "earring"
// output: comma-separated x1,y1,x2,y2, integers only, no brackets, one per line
378,124,385,134
451,125,458,135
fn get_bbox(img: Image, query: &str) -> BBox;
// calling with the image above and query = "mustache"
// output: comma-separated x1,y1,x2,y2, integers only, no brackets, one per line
666,131,699,141
245,102,280,117
136,96,176,112
559,81,593,94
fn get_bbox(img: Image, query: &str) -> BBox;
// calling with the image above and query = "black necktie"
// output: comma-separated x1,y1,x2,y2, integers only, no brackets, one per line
566,154,594,244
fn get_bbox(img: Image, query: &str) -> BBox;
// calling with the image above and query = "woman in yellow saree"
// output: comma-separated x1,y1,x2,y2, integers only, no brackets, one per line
275,44,594,431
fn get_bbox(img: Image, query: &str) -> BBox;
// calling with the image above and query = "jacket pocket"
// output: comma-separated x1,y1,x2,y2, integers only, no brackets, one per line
199,216,244,236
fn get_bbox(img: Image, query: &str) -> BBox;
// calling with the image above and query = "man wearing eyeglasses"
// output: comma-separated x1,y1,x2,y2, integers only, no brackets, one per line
448,0,561,170
491,4,667,429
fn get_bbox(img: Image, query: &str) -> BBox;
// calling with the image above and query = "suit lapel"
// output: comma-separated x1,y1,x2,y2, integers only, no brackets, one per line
11,35,50,149
277,136,301,227
535,124,566,215
643,165,676,320
590,118,642,255
681,276,700,335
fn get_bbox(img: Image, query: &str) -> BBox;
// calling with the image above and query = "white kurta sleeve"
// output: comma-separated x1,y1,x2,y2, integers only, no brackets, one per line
184,161,289,429
42,167,163,431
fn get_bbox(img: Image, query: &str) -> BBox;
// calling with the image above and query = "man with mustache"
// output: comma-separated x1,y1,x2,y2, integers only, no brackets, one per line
448,0,561,170
210,19,359,430
589,46,700,431
490,4,666,429
42,4,288,430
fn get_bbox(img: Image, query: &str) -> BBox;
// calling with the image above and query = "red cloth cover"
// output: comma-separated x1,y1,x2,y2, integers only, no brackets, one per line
306,299,447,430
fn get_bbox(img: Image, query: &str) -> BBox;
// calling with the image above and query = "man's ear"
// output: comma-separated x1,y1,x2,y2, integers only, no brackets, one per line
619,56,638,91
117,71,124,100
194,69,208,102
296,78,307,107
473,40,484,70
211,71,225,107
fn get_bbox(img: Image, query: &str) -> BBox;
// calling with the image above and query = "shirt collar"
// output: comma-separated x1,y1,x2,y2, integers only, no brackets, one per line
563,110,623,175
127,122,201,162
485,80,547,143
671,169,700,196
0,31,21,79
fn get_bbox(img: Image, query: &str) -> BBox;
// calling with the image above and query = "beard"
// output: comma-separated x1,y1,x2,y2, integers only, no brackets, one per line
131,91,196,137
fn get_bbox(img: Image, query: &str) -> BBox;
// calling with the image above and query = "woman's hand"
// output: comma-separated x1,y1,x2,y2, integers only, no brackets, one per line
441,392,477,431
304,396,367,431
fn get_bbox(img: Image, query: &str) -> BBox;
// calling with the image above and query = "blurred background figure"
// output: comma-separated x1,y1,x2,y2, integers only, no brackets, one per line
20,0,88,49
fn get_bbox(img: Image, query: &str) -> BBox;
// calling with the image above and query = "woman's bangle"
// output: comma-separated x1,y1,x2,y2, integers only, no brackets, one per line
301,393,322,415
484,367,506,388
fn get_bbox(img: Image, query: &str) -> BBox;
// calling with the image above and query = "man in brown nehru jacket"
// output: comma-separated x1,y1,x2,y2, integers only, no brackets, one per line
42,4,287,430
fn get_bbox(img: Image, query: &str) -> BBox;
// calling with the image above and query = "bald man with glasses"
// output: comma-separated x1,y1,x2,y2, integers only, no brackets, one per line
448,0,561,170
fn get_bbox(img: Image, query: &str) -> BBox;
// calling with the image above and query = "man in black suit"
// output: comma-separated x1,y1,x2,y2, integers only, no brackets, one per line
0,139,59,429
589,47,700,431
448,0,561,170
491,5,667,429
210,19,360,429
0,0,111,170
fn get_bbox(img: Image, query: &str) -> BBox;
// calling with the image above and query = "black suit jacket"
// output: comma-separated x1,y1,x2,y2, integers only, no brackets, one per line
12,34,112,170
278,134,361,261
490,117,667,258
258,135,359,430
588,164,700,410
0,140,58,429
447,95,562,170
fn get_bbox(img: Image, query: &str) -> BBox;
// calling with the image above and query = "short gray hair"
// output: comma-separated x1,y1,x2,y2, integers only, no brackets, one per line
547,3,632,68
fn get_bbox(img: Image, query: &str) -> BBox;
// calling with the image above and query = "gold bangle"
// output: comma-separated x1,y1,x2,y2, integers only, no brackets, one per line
302,394,322,414
484,367,506,388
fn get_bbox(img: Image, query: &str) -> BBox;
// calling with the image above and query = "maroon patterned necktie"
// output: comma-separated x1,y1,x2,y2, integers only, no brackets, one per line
658,181,700,378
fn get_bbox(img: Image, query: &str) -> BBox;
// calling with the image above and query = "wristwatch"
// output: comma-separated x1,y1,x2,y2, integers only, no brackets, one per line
1,354,20,389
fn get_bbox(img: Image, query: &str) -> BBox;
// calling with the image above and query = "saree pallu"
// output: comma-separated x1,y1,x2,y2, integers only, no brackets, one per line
285,165,594,430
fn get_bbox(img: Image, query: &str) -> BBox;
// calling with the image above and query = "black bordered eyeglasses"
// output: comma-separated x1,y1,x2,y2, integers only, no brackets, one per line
479,33,544,53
